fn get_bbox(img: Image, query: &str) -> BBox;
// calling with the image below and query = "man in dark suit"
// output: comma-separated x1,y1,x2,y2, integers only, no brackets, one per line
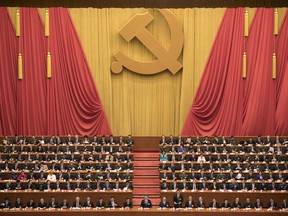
14,197,24,208
140,196,152,208
59,199,70,209
83,196,94,208
159,197,170,208
107,197,118,208
209,198,219,208
72,196,82,208
173,190,183,208
160,180,169,190
38,198,47,209
0,198,11,209
185,196,195,208
48,196,59,208
281,199,288,210
197,197,205,208
232,197,241,208
242,198,253,208
221,199,231,209
96,197,105,209
102,179,112,191
254,198,263,209
26,198,36,209
267,198,278,210
123,198,133,209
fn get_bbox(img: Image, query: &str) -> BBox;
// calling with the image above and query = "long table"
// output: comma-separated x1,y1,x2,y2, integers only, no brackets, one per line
0,208,287,216
0,191,132,206
161,191,288,208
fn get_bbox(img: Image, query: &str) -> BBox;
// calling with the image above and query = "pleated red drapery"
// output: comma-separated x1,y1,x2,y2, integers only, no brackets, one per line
0,8,18,135
242,8,275,135
182,8,288,136
17,8,48,135
275,10,288,135
0,7,111,136
181,8,245,136
47,8,111,135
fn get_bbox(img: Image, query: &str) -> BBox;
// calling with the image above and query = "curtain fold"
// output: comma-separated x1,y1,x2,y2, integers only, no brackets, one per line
242,8,275,135
275,10,288,135
0,8,18,135
48,8,111,135
16,8,48,135
181,8,245,136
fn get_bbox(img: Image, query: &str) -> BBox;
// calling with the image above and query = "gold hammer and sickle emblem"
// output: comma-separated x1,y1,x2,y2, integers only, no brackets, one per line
111,9,183,75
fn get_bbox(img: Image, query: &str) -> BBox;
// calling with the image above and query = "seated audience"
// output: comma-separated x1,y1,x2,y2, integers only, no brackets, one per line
123,198,133,209
140,196,152,208
159,197,170,209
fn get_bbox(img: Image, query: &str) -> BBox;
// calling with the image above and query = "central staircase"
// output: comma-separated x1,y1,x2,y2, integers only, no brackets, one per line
132,151,160,206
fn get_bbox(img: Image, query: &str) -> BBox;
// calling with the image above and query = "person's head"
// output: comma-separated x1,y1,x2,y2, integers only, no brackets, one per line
177,190,181,195
51,196,55,202
199,197,203,202
99,197,103,202
213,198,216,203
76,197,80,202
87,196,90,202
235,197,239,203
270,198,274,203
144,196,149,201
188,196,192,201
256,198,260,203
162,197,166,202
224,199,228,204
110,197,114,202
126,198,130,203
16,197,21,202
63,199,67,204
246,198,250,203
40,198,44,204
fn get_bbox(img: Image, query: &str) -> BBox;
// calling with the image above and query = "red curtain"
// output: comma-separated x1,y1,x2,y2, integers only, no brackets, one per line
17,8,48,135
182,8,285,136
275,10,288,135
47,8,111,135
181,8,245,136
0,7,111,136
242,8,275,135
0,8,18,135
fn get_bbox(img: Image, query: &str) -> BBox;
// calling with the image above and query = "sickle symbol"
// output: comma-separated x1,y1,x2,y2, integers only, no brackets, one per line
111,9,183,75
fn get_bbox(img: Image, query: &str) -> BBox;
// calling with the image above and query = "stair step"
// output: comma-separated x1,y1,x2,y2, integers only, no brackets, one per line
134,152,159,158
134,167,158,170
133,179,160,185
133,170,159,176
134,157,159,161
133,161,159,167
134,176,159,179
134,185,159,188
133,188,160,194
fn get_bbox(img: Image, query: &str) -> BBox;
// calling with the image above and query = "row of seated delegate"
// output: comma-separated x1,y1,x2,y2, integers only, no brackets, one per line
160,179,288,191
0,160,133,172
0,179,133,191
0,144,132,154
1,195,288,210
160,169,288,181
159,160,288,172
0,196,133,209
1,168,133,181
1,135,134,145
160,152,287,163
159,135,288,145
160,143,288,153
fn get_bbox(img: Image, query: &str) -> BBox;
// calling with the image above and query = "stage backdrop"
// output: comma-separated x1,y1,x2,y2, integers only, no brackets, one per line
1,7,288,136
